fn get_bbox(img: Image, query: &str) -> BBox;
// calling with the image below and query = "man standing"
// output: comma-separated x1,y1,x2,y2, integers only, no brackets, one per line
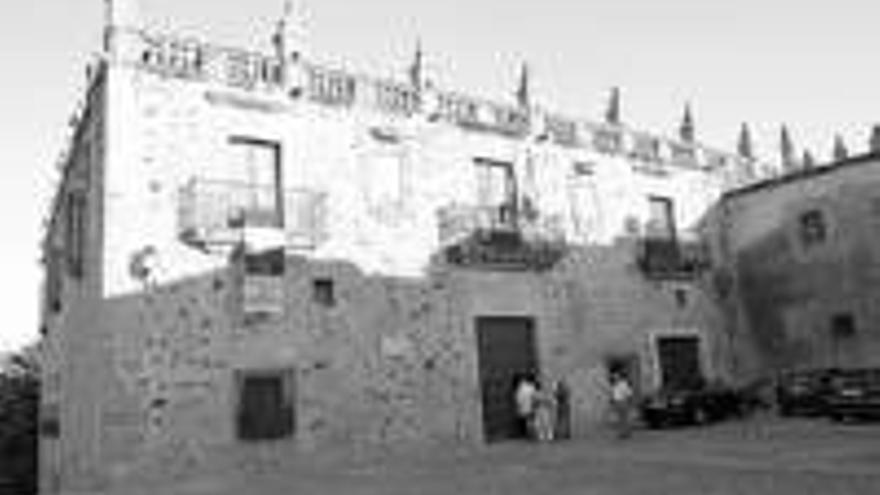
609,372,634,439
553,379,571,440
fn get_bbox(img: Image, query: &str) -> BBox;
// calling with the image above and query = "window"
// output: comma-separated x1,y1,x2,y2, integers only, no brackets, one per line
40,403,60,438
226,137,282,228
474,158,515,207
45,248,63,313
798,209,827,247
242,248,284,317
236,369,295,441
243,248,284,276
65,192,87,278
313,278,335,307
831,313,856,339
674,288,688,308
647,196,676,240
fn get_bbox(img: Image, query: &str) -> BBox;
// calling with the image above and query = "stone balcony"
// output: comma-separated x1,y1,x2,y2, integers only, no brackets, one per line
435,202,567,271
178,178,326,250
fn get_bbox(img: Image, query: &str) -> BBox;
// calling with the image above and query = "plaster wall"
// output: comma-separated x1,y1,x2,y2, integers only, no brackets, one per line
722,159,880,373
51,53,730,491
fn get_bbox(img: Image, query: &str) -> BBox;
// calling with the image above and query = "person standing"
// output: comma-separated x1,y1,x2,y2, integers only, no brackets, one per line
553,379,571,440
609,372,634,439
533,380,556,442
514,374,538,440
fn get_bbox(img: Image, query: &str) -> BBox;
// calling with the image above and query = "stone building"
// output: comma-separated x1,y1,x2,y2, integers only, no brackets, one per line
711,152,880,380
38,1,764,492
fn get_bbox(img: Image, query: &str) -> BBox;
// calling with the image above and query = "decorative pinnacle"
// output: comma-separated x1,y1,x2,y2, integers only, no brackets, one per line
409,39,425,91
605,87,621,125
802,150,816,169
832,134,848,161
515,62,531,109
679,103,695,142
737,122,754,159
870,125,880,154
780,125,796,171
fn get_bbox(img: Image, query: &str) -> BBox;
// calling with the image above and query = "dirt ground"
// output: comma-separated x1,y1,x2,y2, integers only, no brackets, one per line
89,415,880,495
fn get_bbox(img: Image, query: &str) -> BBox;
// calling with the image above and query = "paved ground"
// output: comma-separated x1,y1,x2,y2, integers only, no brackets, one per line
129,416,880,495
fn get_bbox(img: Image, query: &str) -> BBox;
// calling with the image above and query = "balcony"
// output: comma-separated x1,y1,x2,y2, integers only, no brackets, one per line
436,202,566,271
178,178,326,250
635,233,711,280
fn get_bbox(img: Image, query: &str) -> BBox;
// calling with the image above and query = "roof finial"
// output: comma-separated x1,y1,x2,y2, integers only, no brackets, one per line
737,122,754,160
801,150,816,169
679,103,695,142
605,87,621,125
780,124,796,172
832,134,848,161
408,39,426,91
870,124,880,154
515,62,531,109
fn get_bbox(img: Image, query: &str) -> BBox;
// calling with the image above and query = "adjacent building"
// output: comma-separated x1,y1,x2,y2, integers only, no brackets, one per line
38,1,768,492
712,153,880,379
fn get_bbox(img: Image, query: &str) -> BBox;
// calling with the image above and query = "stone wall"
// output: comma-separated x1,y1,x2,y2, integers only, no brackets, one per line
47,47,730,492
83,237,723,490
721,157,880,374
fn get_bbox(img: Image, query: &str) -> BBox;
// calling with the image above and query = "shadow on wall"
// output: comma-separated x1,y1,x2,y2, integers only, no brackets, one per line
734,224,848,372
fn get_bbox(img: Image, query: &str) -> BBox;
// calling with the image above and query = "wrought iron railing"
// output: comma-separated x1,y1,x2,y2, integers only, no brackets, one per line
178,178,326,249
436,203,519,245
436,202,567,270
635,232,710,279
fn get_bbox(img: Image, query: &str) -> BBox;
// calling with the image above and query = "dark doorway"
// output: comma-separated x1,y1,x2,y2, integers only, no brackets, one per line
475,316,539,443
236,369,295,441
656,335,703,391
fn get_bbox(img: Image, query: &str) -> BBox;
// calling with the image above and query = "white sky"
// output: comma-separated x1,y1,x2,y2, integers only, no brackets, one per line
1,0,879,351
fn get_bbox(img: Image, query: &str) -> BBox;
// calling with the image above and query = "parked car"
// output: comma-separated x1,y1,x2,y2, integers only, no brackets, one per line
735,376,775,413
640,383,747,428
775,368,838,417
825,368,880,422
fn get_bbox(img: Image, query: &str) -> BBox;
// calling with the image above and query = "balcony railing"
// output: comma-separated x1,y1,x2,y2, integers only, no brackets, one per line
178,178,326,249
437,203,519,244
436,202,566,270
635,234,710,279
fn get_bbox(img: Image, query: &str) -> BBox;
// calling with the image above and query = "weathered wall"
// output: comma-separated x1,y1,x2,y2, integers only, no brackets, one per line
47,32,733,492
100,62,730,297
721,158,880,375
39,66,109,494
89,243,724,489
